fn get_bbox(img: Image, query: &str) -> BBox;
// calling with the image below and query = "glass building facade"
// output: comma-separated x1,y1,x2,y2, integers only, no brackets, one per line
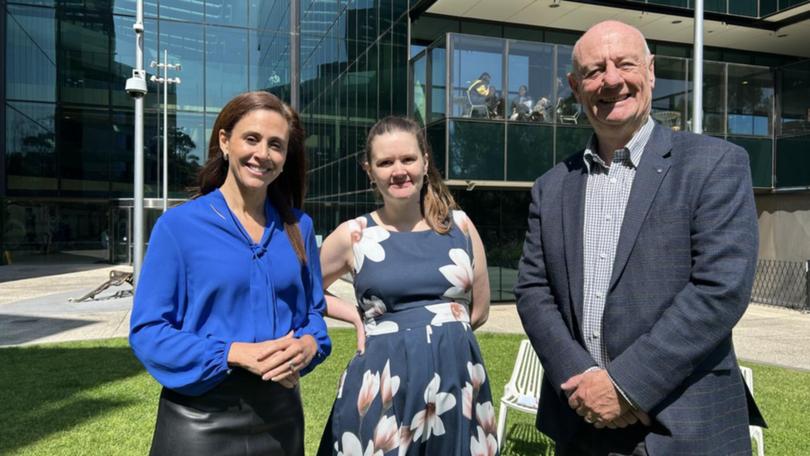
299,0,411,236
2,0,809,289
3,0,293,263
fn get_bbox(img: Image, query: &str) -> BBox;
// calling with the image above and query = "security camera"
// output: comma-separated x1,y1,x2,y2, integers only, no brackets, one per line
125,70,148,98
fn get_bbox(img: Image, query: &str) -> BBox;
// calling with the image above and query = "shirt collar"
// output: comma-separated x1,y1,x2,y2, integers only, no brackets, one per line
583,116,655,173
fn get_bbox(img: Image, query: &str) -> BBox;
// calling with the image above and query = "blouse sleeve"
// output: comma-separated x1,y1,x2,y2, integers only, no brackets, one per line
129,218,231,396
293,216,332,375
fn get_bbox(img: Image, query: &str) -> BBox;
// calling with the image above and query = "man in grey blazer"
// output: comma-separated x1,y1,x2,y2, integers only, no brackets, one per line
514,20,763,455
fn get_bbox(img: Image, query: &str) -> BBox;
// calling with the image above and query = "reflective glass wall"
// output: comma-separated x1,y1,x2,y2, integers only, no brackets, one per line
415,33,781,189
3,0,293,263
300,0,411,236
776,60,810,187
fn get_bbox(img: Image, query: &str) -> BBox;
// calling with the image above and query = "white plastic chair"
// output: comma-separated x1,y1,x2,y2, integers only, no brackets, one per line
740,365,765,456
497,339,544,450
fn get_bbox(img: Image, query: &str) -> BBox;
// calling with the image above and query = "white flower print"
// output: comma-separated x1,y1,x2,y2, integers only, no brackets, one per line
336,432,374,456
452,210,471,235
410,373,457,443
476,401,497,435
462,382,473,420
373,415,400,454
337,369,348,399
425,302,470,328
470,426,498,456
398,425,413,456
357,370,380,418
365,320,399,336
439,248,474,301
361,295,387,320
380,360,400,411
467,362,486,393
348,216,390,273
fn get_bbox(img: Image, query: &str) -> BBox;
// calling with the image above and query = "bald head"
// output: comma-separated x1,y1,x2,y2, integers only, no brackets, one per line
566,20,656,150
571,21,650,78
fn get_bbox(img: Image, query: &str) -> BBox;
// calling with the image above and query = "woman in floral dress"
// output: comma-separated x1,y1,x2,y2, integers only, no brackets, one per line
317,116,499,456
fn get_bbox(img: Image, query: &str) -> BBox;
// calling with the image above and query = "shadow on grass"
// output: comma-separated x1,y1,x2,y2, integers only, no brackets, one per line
501,422,555,456
0,341,145,453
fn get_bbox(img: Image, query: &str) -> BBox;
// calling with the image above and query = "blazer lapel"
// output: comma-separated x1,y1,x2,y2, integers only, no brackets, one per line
609,125,673,289
562,156,588,325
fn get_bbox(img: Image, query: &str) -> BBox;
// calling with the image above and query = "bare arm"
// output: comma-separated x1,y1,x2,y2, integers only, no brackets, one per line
467,219,491,330
320,221,366,351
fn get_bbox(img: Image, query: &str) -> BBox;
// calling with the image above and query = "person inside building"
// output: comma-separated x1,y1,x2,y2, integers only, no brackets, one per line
467,72,500,118
317,116,499,455
130,91,331,456
510,84,534,121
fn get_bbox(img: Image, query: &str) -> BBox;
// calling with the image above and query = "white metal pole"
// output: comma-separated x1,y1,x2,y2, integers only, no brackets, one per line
133,0,145,284
163,48,168,212
692,0,704,134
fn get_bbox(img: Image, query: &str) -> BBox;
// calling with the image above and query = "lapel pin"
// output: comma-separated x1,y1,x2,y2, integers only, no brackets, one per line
656,168,662,173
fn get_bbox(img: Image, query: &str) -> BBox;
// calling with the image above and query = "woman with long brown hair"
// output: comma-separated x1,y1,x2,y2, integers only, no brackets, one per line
317,116,498,455
130,91,331,456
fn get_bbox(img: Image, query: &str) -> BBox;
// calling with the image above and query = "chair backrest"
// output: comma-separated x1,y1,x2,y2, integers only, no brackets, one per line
509,339,545,399
740,365,754,397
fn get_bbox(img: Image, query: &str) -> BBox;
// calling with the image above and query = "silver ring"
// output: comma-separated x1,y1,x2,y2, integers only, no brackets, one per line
289,361,297,372
585,416,594,424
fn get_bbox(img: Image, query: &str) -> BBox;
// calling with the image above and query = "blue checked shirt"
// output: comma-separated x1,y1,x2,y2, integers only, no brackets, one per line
582,117,655,368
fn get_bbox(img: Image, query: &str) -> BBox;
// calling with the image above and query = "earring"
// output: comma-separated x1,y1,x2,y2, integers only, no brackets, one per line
369,180,377,188
222,152,229,162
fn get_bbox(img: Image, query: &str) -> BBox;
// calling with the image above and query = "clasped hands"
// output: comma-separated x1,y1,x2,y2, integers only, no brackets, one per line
228,332,318,389
561,368,651,429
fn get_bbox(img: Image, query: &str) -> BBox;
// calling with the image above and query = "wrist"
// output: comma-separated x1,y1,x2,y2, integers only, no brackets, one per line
227,342,247,368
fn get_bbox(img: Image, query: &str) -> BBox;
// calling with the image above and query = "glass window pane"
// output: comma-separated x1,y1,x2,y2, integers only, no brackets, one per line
159,0,204,23
6,102,58,193
168,112,206,195
727,136,772,188
693,61,726,135
412,52,427,125
651,56,688,131
114,0,159,17
556,45,587,126
775,135,810,187
60,106,111,195
157,21,204,112
427,122,446,177
727,64,773,137
506,123,553,181
59,9,112,106
252,0,289,31
206,0,247,27
780,61,810,136
6,5,56,103
450,34,506,118
728,0,757,16
430,47,446,121
448,120,504,180
760,0,778,16
555,125,593,162
507,40,554,123
205,26,248,112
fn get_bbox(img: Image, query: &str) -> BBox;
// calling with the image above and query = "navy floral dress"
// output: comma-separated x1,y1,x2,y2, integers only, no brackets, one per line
319,211,499,456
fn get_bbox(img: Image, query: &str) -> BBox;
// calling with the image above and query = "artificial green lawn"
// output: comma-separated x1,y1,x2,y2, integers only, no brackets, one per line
1,330,807,455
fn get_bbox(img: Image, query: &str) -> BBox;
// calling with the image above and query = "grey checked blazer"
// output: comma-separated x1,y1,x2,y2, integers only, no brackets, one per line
514,124,765,454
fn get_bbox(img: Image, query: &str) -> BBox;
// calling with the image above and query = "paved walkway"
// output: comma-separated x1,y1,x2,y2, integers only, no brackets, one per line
1,264,808,371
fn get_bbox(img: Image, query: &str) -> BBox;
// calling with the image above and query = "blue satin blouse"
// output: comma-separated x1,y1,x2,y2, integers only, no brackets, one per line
129,188,331,396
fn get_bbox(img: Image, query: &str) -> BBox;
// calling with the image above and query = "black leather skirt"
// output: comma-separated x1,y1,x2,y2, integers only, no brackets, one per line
149,369,304,456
